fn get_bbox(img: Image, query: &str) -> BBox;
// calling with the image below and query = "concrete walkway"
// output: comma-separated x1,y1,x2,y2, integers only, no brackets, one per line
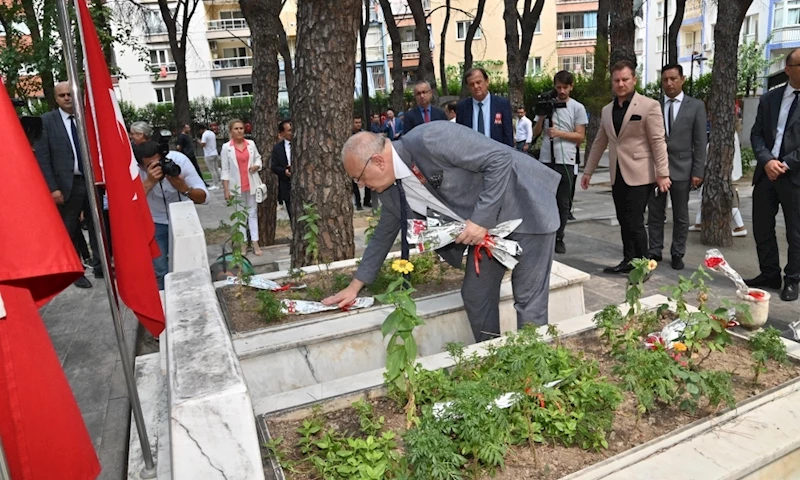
40,161,796,480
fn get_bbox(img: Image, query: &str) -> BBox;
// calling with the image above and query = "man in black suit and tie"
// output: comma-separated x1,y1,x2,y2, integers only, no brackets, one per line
403,80,447,134
271,120,293,222
35,81,99,289
748,48,800,301
456,67,514,147
647,64,707,270
383,109,402,140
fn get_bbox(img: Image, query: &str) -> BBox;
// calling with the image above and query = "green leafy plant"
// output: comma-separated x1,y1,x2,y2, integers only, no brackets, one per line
750,327,788,385
332,273,352,293
226,187,252,296
625,258,657,318
306,286,325,302
298,202,321,265
257,290,285,323
288,267,307,283
376,258,425,428
364,206,381,245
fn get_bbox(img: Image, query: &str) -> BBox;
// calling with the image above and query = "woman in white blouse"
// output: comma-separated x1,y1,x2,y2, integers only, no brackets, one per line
221,119,263,256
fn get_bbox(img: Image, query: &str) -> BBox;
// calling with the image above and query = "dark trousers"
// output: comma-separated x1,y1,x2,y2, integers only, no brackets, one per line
284,197,293,223
187,155,206,185
547,162,574,241
753,175,800,281
647,180,690,258
59,176,93,275
612,168,653,262
68,183,105,273
352,181,371,207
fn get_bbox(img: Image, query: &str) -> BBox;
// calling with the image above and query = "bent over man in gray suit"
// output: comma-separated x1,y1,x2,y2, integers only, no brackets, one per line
647,64,707,270
323,121,561,342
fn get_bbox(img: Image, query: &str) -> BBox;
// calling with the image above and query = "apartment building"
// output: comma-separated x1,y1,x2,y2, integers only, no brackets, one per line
555,0,598,77
112,0,391,108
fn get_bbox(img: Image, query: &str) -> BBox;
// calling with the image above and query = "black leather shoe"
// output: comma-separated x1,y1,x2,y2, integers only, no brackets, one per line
781,282,799,301
604,261,633,274
73,276,92,289
745,274,783,290
93,268,104,279
568,213,576,221
672,256,685,270
648,253,662,262
555,240,566,254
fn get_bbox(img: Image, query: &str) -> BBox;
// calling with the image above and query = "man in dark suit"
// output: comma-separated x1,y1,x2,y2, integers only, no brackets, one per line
369,113,383,134
324,122,561,342
748,48,800,301
34,81,100,289
456,67,514,147
403,80,447,134
383,109,402,140
647,64,707,270
271,120,293,222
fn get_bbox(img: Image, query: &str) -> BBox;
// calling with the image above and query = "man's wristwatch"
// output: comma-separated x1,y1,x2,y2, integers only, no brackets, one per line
182,187,192,196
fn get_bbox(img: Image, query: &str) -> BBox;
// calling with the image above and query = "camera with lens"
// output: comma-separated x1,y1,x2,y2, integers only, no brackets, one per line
152,127,182,177
12,98,43,145
533,89,567,117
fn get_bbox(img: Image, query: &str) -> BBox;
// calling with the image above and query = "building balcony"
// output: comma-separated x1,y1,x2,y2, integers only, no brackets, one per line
555,0,598,13
210,56,253,77
386,40,419,57
557,27,597,47
684,0,702,21
635,38,644,54
356,45,386,63
207,19,250,39
680,43,702,58
771,26,800,45
150,62,178,79
770,55,788,75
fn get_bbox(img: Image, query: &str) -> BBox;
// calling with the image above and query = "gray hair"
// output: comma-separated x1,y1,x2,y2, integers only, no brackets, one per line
414,79,432,92
130,121,153,139
341,132,385,165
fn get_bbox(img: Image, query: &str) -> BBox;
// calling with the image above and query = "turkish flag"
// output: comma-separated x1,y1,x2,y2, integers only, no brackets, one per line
78,0,165,336
0,90,100,479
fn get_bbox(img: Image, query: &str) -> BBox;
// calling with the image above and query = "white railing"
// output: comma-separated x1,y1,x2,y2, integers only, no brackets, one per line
635,38,644,54
557,27,597,41
207,18,248,30
770,56,787,75
559,55,594,73
680,43,702,57
387,40,419,54
772,27,800,44
151,62,178,74
357,45,385,62
211,56,253,69
685,0,702,19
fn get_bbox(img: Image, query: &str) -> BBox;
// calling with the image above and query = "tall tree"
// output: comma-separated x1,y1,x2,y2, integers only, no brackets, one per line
701,0,753,247
359,0,372,123
157,0,201,129
584,0,611,160
667,0,686,65
239,0,281,246
460,0,487,96
439,0,451,95
277,0,294,96
378,0,404,113
406,0,436,97
609,0,635,66
0,1,27,99
290,0,359,266
503,0,546,109
20,0,57,108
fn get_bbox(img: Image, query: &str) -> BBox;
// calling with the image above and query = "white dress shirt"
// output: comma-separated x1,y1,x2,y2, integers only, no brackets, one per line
284,141,292,166
139,151,210,225
201,130,218,157
59,108,82,175
472,94,492,138
515,116,533,143
391,145,461,221
663,91,684,137
772,86,800,159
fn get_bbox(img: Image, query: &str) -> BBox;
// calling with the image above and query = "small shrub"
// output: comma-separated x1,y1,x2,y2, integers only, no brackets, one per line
257,291,284,323
750,326,788,385
306,286,325,302
332,273,351,292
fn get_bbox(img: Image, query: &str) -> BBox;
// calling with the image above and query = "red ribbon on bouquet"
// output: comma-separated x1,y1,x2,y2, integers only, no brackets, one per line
473,234,496,275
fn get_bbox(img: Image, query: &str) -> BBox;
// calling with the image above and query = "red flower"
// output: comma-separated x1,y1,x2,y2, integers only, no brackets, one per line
748,290,765,300
412,220,426,235
705,257,725,268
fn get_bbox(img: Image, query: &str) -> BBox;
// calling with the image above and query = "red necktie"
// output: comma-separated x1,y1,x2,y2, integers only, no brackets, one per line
424,108,430,123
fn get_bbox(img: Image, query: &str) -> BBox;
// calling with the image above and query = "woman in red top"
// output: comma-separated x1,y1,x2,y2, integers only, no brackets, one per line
221,118,264,256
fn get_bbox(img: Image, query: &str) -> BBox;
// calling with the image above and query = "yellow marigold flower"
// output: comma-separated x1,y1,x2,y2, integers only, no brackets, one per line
648,259,658,271
673,342,687,352
392,259,415,274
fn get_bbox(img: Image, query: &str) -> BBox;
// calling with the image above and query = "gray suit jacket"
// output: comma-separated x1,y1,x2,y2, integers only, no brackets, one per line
35,109,79,201
665,94,707,181
354,121,561,285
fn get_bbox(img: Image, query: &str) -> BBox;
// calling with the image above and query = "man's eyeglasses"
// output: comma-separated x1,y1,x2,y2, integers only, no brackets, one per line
354,157,372,184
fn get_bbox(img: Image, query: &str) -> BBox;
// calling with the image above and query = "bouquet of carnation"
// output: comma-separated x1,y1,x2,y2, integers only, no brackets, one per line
703,249,759,298
407,209,523,273
281,297,374,315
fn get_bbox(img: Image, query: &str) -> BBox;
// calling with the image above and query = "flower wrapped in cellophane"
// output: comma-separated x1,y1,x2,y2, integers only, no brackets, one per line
281,297,374,315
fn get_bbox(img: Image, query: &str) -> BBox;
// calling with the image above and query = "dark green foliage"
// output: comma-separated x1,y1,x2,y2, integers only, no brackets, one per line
257,290,284,323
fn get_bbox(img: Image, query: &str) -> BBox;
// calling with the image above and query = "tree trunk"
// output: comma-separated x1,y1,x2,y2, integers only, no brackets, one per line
360,0,372,123
667,0,686,65
504,0,546,109
584,0,611,160
92,0,115,65
21,0,55,108
158,0,199,128
291,0,359,266
379,0,404,113
407,0,436,101
277,21,294,95
461,0,487,97
701,0,753,247
240,0,281,246
439,0,451,95
609,0,636,67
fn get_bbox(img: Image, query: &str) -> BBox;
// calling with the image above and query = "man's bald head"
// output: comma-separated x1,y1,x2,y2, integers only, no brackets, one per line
786,48,800,88
341,132,395,192
54,82,74,113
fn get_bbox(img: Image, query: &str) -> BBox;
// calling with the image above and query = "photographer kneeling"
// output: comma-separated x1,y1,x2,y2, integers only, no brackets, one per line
133,138,209,290
533,70,588,255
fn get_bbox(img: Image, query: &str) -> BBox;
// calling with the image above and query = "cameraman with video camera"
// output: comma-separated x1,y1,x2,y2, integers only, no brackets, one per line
133,127,208,290
533,70,587,255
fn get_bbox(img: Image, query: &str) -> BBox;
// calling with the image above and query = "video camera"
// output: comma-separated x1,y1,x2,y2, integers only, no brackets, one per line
533,89,567,118
12,98,43,145
152,127,182,177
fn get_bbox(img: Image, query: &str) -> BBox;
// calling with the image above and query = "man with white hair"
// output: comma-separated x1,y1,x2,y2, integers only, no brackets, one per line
323,121,561,342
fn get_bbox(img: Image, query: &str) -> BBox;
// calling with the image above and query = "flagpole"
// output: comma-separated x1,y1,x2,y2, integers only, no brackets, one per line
55,0,157,477
0,437,10,480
